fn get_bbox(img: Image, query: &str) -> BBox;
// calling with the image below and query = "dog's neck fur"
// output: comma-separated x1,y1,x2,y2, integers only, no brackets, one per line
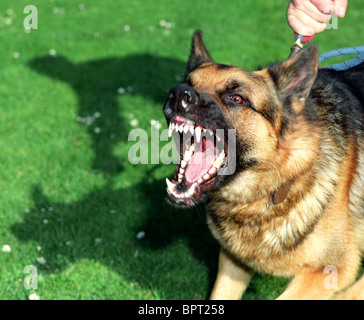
206,99,344,266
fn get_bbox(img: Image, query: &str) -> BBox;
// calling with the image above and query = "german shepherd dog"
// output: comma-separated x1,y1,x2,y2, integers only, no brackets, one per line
163,31,364,299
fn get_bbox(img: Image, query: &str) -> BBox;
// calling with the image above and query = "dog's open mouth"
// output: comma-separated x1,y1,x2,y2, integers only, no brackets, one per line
166,115,227,206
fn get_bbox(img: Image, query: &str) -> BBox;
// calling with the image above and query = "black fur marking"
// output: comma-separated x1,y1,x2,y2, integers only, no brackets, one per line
217,64,233,70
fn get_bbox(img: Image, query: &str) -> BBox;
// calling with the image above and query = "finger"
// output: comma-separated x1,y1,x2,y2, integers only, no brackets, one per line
304,1,333,22
287,10,328,35
287,14,315,36
290,0,332,24
334,0,348,18
310,0,335,14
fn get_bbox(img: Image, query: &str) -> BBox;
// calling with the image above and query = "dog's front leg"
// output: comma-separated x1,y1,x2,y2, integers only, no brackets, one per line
210,249,253,300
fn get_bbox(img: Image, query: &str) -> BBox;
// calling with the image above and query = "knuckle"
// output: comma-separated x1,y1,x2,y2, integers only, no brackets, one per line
293,0,304,7
316,23,327,33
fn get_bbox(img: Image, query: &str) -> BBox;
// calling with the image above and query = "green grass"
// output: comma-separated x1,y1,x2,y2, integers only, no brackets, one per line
0,0,363,300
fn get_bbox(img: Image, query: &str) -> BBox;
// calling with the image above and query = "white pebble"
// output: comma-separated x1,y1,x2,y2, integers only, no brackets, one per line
136,231,145,240
129,119,139,127
29,293,40,300
36,257,46,265
117,87,126,94
1,244,11,253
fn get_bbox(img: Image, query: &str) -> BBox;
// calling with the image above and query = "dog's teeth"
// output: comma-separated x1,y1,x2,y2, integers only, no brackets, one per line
179,168,185,174
168,123,173,137
208,167,217,175
203,174,210,181
219,151,225,159
203,129,213,136
178,125,184,133
181,160,187,168
184,149,193,162
184,125,189,134
188,183,196,196
178,174,183,182
190,126,194,135
198,178,204,184
195,126,202,143
213,157,223,169
166,178,176,190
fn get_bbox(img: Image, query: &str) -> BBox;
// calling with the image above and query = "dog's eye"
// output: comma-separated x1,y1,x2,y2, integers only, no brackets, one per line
230,94,246,105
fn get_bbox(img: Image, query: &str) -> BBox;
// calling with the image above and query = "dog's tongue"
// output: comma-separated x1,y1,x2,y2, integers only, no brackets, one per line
185,139,217,184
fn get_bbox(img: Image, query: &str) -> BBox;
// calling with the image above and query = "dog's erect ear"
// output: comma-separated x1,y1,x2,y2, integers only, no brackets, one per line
185,30,214,79
270,45,319,105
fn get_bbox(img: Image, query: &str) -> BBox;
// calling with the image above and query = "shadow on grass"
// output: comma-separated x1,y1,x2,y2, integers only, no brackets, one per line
28,54,186,176
10,53,220,299
12,53,288,299
11,179,219,299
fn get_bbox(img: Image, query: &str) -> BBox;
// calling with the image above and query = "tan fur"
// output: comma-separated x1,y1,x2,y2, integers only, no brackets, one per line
193,64,364,300
173,34,364,299
210,249,253,300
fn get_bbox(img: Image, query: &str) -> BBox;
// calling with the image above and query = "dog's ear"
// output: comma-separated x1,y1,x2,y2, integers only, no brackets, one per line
270,45,319,112
185,30,214,79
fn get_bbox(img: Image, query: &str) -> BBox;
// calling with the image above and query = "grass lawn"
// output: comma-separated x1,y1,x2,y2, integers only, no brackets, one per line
0,0,363,300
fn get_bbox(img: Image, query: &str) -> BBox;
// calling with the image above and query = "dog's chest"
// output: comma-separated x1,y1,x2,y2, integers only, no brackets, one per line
206,196,324,275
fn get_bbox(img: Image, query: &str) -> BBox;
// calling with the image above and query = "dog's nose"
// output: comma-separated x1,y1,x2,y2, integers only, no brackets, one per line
167,84,199,113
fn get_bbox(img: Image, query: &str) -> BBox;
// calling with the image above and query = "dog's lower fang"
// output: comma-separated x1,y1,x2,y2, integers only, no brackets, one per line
166,181,198,200
166,178,176,191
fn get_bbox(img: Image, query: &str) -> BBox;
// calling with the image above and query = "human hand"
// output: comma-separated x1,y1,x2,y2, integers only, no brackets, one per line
287,0,348,36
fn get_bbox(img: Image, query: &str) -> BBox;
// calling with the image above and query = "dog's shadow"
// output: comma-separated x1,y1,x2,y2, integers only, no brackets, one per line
11,179,219,299
10,53,220,299
28,54,185,176
11,53,288,299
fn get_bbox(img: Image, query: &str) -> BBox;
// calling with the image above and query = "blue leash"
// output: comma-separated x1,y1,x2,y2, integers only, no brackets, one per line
319,46,364,71
294,34,364,71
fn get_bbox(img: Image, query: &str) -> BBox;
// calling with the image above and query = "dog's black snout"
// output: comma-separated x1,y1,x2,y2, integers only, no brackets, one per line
168,84,199,113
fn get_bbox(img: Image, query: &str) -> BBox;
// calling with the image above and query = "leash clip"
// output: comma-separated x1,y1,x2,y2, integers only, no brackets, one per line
289,35,304,58
292,35,304,50
289,33,316,58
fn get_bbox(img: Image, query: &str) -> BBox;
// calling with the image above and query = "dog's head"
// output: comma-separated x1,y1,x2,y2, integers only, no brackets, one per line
164,30,319,207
